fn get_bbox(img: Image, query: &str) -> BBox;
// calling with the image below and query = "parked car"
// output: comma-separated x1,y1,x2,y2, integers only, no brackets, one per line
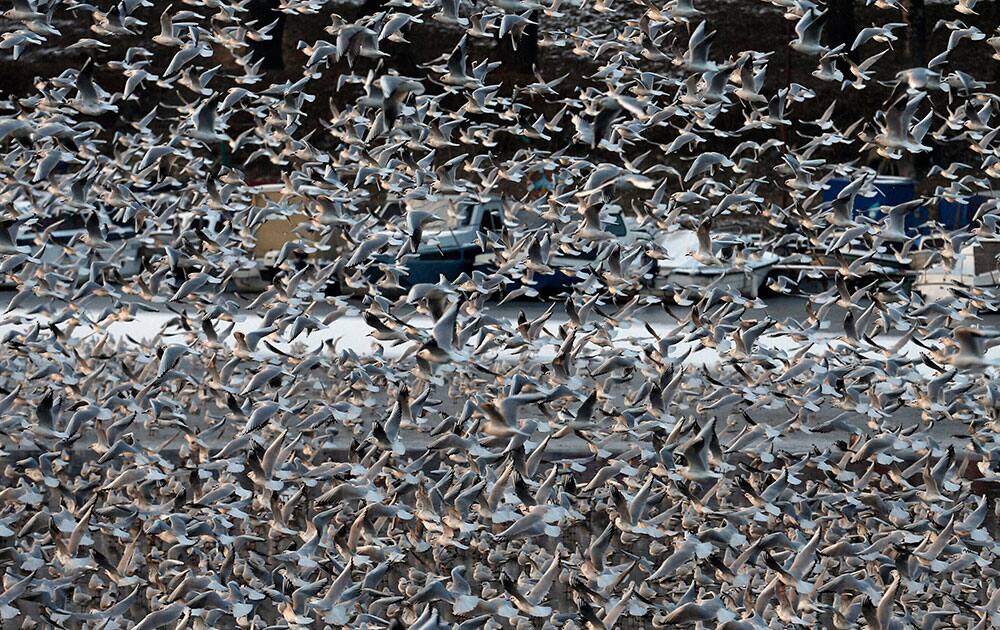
139,183,344,291
1,202,142,286
806,175,927,277
240,183,345,289
359,197,503,291
915,237,1000,301
364,196,776,298
915,192,1000,300
378,197,647,295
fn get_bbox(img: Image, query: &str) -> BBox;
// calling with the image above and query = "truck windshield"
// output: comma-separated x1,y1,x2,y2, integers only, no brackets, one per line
604,214,627,237
424,202,475,229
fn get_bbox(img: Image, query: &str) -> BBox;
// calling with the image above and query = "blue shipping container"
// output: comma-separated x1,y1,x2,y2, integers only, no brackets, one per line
824,176,928,235
938,195,987,230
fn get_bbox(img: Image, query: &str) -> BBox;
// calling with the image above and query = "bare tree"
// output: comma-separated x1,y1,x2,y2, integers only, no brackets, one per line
247,0,286,70
496,11,539,75
826,0,857,70
359,0,384,17
904,0,927,67
904,0,930,181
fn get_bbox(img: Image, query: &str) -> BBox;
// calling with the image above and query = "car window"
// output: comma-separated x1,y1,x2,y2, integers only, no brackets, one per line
34,214,86,231
379,202,403,220
481,208,503,231
453,205,474,227
416,199,499,229
604,213,627,237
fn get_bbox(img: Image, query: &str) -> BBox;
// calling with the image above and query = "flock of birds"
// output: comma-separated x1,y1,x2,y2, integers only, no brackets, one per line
4,0,1000,627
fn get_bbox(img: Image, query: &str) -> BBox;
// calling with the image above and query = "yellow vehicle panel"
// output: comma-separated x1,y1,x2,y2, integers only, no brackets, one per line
252,214,312,258
249,186,337,261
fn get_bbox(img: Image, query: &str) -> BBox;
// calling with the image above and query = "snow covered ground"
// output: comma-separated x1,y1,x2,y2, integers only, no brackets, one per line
1,290,983,456
1,291,992,379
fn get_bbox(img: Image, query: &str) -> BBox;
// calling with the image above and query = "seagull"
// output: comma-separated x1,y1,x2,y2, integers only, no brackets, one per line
186,98,229,144
0,4,998,630
69,58,118,115
950,327,1000,368
868,93,933,159
851,23,906,51
790,8,829,56
679,21,718,72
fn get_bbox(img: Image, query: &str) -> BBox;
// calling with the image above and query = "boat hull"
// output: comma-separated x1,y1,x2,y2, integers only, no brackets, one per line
915,238,1000,301
656,262,776,298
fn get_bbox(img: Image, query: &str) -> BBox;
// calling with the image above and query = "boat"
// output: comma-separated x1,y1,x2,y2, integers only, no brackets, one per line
915,237,1000,301
652,230,780,298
